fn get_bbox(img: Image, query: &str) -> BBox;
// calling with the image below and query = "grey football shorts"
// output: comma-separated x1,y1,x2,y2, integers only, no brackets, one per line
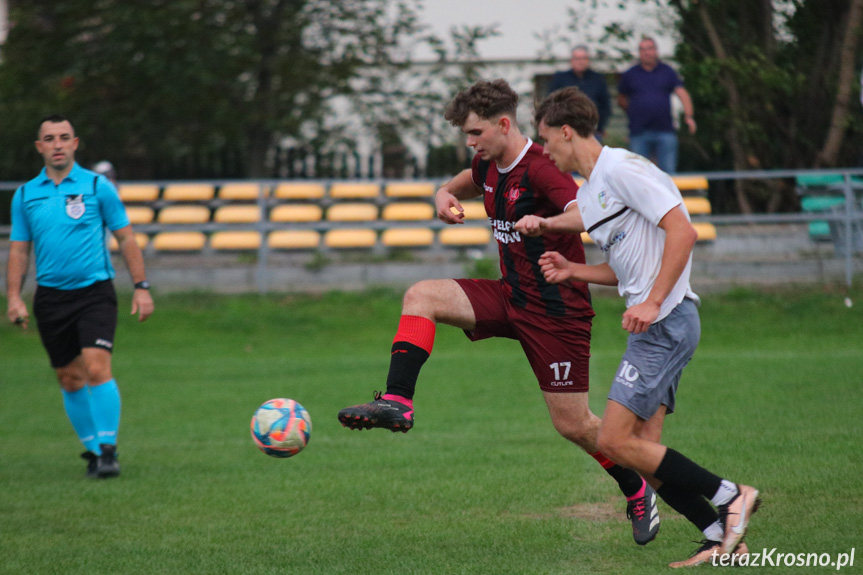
607,297,700,421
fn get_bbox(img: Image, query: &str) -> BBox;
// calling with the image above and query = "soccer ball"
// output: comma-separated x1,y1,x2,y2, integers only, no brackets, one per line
250,398,312,458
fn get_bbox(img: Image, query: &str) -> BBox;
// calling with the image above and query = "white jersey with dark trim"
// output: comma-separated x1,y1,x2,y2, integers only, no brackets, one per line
577,147,700,321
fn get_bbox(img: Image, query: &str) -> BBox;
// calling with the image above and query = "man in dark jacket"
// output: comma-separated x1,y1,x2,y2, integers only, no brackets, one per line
548,45,611,140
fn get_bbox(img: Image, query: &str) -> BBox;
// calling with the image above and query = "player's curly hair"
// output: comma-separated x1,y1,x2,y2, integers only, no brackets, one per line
534,87,598,138
444,79,519,127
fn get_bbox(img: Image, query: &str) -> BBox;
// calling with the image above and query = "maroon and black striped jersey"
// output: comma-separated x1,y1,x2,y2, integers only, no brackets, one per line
471,139,593,318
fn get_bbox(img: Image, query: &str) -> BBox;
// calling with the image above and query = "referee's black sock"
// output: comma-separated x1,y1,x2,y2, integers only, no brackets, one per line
653,447,723,501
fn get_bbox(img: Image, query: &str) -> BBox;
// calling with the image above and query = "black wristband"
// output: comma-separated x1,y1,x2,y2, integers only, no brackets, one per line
134,280,151,290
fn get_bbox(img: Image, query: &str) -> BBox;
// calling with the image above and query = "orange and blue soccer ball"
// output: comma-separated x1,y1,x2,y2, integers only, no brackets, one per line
250,398,312,458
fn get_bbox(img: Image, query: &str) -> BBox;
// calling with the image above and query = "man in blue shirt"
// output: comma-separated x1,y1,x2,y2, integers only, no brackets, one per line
617,37,696,173
548,45,611,140
6,115,154,479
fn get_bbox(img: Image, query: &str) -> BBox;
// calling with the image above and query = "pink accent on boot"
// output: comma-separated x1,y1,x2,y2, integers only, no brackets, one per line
381,394,414,420
627,478,647,502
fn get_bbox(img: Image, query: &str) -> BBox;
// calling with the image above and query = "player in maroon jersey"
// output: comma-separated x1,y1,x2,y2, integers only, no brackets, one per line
338,79,659,545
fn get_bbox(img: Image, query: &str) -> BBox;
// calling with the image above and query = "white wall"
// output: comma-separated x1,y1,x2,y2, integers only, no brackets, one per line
0,0,8,44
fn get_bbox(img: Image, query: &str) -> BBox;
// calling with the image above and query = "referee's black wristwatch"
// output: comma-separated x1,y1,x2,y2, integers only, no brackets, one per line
134,280,151,290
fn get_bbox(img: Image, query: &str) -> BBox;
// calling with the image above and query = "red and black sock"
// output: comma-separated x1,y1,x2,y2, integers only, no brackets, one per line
385,315,435,400
590,451,644,498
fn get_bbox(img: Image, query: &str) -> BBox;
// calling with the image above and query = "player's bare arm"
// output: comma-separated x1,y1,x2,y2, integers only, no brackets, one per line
515,202,584,237
539,251,618,286
621,206,697,334
113,225,154,322
6,240,31,329
435,168,482,224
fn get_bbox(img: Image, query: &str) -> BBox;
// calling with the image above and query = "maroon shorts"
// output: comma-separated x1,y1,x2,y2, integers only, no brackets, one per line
455,279,591,393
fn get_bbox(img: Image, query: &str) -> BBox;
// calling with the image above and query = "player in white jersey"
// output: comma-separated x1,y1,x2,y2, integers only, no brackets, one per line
515,87,761,568
571,147,700,321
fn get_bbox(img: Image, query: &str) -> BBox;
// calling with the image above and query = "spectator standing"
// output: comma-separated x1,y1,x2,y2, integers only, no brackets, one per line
548,45,611,140
617,37,696,173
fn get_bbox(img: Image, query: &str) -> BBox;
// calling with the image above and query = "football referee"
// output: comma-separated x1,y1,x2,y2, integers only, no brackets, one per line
6,115,154,479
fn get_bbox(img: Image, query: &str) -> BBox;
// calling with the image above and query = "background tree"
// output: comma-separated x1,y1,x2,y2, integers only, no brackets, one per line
557,0,863,213
0,0,424,179
347,23,500,178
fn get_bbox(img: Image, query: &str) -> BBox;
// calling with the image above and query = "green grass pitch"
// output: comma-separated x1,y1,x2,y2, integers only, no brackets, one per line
1,286,861,574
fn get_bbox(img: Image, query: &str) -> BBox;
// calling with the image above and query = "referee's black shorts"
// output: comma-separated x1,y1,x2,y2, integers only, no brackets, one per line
33,280,118,368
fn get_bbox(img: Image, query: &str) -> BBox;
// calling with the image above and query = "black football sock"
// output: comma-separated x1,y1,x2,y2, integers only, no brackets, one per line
590,451,644,497
607,465,645,498
653,448,723,501
656,483,719,533
384,315,435,400
384,342,429,400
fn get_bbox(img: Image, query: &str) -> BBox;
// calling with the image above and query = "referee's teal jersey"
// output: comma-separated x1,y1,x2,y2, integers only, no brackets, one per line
10,163,130,290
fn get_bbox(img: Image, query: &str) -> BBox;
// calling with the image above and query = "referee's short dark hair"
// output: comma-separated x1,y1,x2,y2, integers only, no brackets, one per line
38,114,74,138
